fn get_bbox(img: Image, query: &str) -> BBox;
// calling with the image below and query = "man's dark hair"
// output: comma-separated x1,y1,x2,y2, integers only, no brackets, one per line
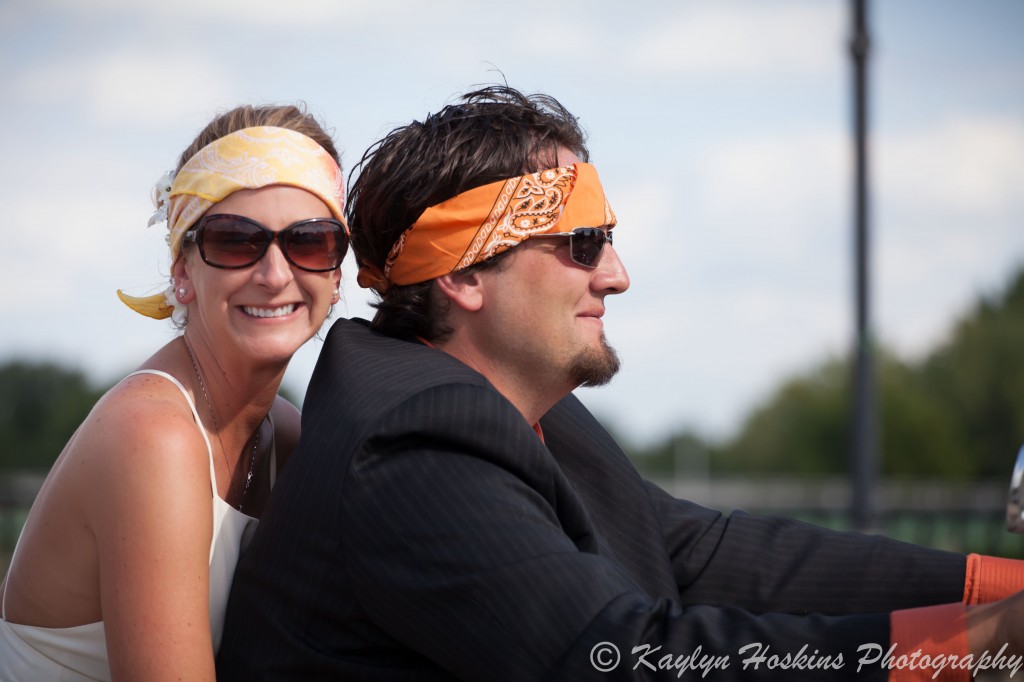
347,85,589,341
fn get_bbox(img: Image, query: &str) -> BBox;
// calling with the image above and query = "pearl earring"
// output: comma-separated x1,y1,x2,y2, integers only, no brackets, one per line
177,287,187,300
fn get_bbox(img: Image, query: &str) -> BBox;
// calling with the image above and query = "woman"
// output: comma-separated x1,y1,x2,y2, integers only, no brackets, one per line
0,104,347,680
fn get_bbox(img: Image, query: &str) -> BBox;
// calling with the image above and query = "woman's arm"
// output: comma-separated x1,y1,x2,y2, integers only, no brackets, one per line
84,375,218,681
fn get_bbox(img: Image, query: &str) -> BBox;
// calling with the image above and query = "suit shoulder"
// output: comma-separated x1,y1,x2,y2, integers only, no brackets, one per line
309,318,490,405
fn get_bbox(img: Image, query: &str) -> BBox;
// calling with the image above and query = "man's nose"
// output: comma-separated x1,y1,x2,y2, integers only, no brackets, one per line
592,244,629,295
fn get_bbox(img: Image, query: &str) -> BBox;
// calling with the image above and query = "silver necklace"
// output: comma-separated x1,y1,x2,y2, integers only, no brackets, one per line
182,337,260,511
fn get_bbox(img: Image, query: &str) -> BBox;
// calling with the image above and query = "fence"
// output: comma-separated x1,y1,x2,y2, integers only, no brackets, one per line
656,475,1021,557
2,474,1020,576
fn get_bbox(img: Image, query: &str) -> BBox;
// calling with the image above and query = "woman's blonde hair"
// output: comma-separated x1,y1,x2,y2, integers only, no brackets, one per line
177,103,340,172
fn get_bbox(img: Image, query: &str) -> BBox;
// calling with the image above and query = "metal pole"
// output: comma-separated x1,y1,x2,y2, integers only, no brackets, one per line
850,0,877,532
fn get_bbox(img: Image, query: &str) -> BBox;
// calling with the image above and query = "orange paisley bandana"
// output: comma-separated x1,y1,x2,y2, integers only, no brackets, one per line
362,163,615,291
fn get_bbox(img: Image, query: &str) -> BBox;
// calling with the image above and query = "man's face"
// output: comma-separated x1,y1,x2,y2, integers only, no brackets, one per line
473,152,631,396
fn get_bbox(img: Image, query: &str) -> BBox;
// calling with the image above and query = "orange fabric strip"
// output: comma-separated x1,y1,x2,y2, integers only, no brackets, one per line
888,603,969,682
382,163,616,286
962,553,1024,604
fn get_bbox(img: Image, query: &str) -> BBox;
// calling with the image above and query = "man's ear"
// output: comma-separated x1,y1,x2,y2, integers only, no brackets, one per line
435,270,484,312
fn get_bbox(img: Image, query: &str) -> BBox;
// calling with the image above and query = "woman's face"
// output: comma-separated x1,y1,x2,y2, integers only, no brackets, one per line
174,185,341,366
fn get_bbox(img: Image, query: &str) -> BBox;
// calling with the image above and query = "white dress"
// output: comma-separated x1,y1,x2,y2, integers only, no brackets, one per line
0,370,271,681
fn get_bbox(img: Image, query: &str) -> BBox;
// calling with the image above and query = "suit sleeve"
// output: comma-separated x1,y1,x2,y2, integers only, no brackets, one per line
643,481,968,615
540,392,968,617
339,384,891,681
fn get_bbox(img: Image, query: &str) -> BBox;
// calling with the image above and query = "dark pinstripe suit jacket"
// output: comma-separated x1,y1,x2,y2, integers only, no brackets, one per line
217,318,967,681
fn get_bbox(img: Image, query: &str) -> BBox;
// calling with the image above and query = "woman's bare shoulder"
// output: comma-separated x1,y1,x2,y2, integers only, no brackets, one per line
70,372,212,496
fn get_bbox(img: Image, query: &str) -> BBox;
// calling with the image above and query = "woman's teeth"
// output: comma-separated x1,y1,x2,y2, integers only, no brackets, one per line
243,304,296,318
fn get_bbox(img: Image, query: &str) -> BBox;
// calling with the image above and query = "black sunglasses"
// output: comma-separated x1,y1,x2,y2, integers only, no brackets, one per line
184,214,349,272
530,227,613,268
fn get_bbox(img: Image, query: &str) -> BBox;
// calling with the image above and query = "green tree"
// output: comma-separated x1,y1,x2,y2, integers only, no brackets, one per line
0,361,107,472
920,270,1024,477
715,356,849,476
630,429,715,478
713,350,971,479
877,353,973,478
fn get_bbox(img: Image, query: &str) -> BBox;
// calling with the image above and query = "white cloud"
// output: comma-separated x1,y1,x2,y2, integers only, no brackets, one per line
702,130,846,207
630,1,843,77
877,117,1024,216
26,0,384,25
0,193,159,315
691,128,848,275
11,48,239,127
873,118,1024,358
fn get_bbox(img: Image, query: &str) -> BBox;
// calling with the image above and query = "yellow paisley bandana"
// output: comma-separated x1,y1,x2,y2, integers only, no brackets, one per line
117,126,347,319
359,163,615,291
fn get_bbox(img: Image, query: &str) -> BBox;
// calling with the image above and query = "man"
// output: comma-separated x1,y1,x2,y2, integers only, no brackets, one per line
218,87,1024,680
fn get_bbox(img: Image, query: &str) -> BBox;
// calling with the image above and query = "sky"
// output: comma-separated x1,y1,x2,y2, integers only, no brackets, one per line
1,0,1022,448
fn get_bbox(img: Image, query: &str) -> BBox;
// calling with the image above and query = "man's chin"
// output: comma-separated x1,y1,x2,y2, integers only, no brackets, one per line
569,337,621,388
